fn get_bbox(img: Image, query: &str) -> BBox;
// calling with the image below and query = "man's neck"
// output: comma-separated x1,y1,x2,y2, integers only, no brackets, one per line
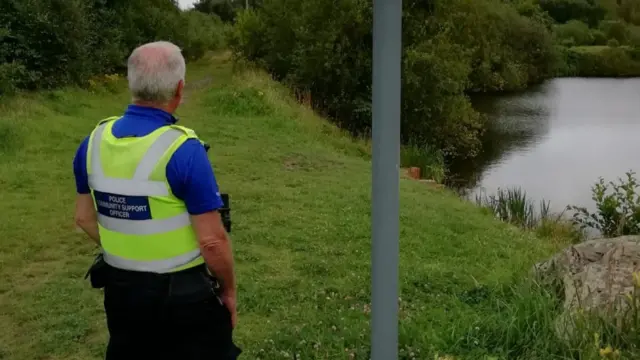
133,101,173,114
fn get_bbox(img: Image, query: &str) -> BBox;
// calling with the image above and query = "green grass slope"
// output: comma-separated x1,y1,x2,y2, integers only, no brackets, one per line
0,54,565,359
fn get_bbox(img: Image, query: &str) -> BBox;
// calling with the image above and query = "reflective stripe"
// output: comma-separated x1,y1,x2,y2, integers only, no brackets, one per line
98,212,191,235
133,129,184,180
103,248,202,273
88,176,169,196
90,123,108,177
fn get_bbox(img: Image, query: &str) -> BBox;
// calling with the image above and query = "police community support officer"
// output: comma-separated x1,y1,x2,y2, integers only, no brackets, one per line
72,41,240,359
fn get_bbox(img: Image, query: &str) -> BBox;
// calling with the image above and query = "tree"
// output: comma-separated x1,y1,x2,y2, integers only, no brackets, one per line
193,0,256,22
538,0,607,26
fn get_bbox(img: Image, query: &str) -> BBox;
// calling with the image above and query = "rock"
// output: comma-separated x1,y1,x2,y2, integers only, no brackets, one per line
532,236,640,340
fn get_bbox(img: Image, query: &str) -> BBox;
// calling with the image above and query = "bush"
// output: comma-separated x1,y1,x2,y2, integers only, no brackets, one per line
178,11,227,61
554,20,594,46
599,20,631,44
0,0,99,89
568,171,640,237
627,24,640,46
539,0,607,27
0,0,226,93
561,46,640,76
0,62,27,96
590,29,608,45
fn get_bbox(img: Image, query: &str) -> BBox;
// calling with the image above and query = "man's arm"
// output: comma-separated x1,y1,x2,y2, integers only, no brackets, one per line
191,211,236,295
73,136,100,245
75,194,101,246
167,139,237,295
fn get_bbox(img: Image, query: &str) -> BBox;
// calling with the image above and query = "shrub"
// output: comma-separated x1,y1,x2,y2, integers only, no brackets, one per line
539,0,607,27
0,62,27,96
568,171,640,237
0,0,226,93
591,29,608,45
626,24,640,46
178,11,227,61
561,46,640,76
599,20,631,44
554,20,594,46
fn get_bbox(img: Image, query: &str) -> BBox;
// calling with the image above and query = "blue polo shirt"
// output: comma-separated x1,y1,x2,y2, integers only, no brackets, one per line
73,105,224,215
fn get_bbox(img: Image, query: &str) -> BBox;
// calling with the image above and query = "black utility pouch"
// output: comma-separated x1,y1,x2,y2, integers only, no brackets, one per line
84,253,110,289
220,193,232,233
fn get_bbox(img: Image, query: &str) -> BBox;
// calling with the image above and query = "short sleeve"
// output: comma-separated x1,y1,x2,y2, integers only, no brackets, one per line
166,139,224,215
73,136,91,194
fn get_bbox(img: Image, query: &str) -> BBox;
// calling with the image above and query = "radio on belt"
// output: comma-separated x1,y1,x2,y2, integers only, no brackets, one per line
220,193,231,233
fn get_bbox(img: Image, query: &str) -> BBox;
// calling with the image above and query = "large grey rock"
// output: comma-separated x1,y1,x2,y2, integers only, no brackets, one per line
533,236,640,340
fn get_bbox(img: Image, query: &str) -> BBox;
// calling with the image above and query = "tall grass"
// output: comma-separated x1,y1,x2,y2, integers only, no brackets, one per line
400,142,446,183
475,187,584,242
475,188,551,229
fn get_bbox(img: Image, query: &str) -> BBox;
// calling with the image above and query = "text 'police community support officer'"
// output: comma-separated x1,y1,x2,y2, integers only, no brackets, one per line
73,41,241,359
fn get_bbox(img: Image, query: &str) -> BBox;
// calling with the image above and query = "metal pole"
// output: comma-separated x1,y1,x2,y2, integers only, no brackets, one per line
371,0,402,359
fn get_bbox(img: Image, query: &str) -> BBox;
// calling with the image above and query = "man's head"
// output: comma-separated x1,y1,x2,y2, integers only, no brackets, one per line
127,41,186,114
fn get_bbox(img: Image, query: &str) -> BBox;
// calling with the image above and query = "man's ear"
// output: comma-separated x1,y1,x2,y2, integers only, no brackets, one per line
176,79,185,99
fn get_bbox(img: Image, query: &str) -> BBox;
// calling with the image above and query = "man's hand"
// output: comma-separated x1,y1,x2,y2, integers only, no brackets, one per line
221,291,237,328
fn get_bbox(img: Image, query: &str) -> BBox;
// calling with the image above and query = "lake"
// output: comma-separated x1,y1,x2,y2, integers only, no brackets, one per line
450,77,640,214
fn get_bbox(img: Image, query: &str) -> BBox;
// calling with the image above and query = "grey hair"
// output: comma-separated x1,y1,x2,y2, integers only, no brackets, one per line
127,41,186,103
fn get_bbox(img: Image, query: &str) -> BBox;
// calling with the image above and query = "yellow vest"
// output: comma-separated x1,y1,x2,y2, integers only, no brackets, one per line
86,116,205,273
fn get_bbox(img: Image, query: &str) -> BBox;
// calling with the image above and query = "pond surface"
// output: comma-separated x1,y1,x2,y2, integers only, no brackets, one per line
450,77,640,213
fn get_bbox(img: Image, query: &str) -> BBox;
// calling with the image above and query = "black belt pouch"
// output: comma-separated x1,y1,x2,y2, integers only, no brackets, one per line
85,253,110,289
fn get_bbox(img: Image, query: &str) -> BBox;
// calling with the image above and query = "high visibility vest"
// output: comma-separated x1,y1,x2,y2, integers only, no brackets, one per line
86,116,205,273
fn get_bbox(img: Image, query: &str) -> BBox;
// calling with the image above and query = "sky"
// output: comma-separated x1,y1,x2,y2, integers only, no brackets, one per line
178,0,196,9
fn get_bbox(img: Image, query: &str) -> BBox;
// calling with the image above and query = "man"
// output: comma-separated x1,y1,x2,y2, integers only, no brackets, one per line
73,41,240,359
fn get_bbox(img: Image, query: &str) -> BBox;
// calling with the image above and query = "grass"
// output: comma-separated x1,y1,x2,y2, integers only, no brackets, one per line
0,52,622,359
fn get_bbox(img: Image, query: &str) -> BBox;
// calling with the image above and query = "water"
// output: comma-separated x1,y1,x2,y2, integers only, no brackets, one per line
450,77,640,214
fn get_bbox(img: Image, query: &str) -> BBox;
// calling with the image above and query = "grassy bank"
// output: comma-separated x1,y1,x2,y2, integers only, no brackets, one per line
0,53,591,359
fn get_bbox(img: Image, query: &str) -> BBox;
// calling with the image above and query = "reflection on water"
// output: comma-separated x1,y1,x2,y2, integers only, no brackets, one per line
450,78,640,213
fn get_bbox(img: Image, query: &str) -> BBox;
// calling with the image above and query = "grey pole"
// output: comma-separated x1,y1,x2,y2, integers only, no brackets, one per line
371,0,402,359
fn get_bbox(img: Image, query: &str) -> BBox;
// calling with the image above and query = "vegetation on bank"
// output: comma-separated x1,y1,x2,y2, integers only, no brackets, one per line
2,51,635,360
474,187,585,244
223,0,640,180
475,169,640,243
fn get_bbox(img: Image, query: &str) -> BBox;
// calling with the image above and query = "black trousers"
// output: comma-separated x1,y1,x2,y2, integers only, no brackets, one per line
102,265,241,360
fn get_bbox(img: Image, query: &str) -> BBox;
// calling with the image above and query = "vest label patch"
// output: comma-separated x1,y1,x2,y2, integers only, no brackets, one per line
94,191,152,220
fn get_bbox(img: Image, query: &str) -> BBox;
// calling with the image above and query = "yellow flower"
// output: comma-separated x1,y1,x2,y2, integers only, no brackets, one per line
600,346,621,358
600,346,613,357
